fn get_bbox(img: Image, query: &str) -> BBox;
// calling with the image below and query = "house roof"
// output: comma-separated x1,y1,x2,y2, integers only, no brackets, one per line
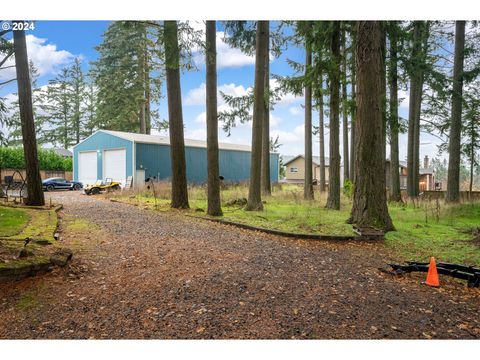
97,130,253,152
387,158,434,174
283,154,331,167
53,148,73,157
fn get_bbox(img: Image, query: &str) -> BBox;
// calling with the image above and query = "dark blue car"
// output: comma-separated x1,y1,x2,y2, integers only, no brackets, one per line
42,177,83,192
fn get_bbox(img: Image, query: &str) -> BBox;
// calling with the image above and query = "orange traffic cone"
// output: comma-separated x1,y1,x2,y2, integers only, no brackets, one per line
425,257,440,287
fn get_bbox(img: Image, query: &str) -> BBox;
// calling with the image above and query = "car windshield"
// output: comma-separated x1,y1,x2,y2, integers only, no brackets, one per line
44,177,63,182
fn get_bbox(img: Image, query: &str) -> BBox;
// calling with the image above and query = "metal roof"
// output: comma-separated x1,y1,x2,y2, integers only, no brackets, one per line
283,154,331,167
99,130,252,152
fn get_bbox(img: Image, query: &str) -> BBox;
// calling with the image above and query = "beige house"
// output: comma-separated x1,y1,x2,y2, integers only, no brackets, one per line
385,156,436,191
283,155,340,185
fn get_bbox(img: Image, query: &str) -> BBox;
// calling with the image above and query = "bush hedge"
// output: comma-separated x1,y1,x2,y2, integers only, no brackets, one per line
0,147,73,171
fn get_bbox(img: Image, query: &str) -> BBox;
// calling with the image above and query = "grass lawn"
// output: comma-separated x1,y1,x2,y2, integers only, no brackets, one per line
112,184,480,266
0,206,29,237
0,205,58,241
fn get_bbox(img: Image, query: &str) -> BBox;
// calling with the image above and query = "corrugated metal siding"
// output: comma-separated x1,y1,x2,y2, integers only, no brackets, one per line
73,132,133,181
135,143,171,180
136,143,279,184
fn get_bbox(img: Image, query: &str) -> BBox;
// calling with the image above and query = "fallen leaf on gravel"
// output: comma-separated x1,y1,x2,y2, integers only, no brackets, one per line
196,327,205,333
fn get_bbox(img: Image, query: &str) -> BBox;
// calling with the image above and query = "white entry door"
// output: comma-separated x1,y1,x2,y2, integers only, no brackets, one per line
103,149,126,186
78,151,98,186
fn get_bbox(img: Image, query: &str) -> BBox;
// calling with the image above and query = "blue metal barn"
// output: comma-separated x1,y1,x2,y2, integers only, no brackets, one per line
73,130,279,187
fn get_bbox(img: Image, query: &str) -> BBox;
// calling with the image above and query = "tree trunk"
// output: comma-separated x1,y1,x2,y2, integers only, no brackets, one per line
13,25,45,206
341,26,349,183
246,21,268,211
350,21,394,232
380,25,387,164
139,103,146,134
164,21,189,209
447,21,466,203
261,22,271,196
470,134,474,195
326,21,341,210
349,26,356,182
144,36,151,135
388,22,402,202
139,30,147,134
205,21,222,216
304,35,314,200
319,70,326,192
407,21,423,198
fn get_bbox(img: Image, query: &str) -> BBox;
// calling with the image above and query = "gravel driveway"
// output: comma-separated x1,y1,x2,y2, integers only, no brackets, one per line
1,191,479,339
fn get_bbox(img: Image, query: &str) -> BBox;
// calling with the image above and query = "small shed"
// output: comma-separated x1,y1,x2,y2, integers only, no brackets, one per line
73,130,279,187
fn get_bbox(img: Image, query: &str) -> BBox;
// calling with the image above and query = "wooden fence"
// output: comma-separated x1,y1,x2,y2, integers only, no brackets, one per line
0,168,73,183
420,190,480,201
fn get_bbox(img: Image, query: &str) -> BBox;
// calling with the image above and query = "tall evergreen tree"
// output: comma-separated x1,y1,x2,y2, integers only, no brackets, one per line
446,21,466,202
304,23,314,200
92,21,161,133
42,63,87,148
6,61,47,145
326,21,341,210
341,25,349,183
246,21,268,211
206,20,222,216
13,24,45,206
261,22,271,196
69,58,86,144
349,25,357,182
350,21,394,232
407,21,429,197
318,68,326,192
164,20,189,209
388,22,402,202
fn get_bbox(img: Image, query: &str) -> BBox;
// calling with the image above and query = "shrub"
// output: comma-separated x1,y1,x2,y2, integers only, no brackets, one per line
0,147,72,171
343,179,353,199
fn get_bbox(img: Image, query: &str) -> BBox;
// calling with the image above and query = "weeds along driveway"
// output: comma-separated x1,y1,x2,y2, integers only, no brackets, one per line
0,191,479,339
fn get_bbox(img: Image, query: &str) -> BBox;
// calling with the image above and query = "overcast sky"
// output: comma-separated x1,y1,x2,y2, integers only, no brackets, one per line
0,20,447,163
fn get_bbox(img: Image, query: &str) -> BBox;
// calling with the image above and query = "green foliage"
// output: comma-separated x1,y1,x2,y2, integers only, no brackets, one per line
6,61,49,146
342,179,353,198
0,206,29,237
0,147,72,171
91,21,163,133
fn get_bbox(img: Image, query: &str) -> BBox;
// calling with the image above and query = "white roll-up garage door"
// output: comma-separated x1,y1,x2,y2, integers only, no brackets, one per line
103,149,126,186
78,151,98,186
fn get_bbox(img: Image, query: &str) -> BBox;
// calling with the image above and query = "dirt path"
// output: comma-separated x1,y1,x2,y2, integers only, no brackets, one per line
1,191,479,339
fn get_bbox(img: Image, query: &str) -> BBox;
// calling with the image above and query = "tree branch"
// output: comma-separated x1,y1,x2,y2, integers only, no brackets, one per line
0,78,17,86
0,50,14,68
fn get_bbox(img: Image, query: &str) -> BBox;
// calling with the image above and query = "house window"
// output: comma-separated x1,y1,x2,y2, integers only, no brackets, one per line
290,167,298,173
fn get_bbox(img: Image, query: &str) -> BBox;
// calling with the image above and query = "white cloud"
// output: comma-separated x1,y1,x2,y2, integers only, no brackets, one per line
0,35,74,81
270,113,282,128
185,83,207,106
289,106,301,116
185,82,250,106
185,21,255,69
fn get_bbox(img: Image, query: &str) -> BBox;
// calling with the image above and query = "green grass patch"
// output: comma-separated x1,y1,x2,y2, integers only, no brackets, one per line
12,208,58,242
66,217,99,233
0,206,29,237
112,184,480,266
